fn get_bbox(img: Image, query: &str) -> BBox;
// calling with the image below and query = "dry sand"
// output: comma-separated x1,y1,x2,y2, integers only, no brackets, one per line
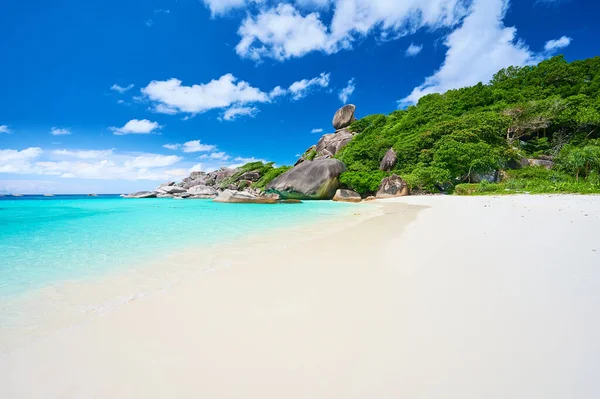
1,195,599,398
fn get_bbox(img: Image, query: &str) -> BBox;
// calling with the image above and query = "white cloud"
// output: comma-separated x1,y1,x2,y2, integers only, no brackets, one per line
338,78,355,103
110,119,161,135
221,106,259,121
288,72,330,100
141,74,269,115
52,149,114,159
125,154,182,168
0,146,188,182
182,140,217,153
202,0,250,16
145,20,154,27
111,84,134,93
0,125,11,134
141,72,331,118
269,86,287,98
406,43,423,57
311,128,323,133
163,143,181,150
235,1,470,61
155,9,171,14
236,4,331,61
50,127,72,136
544,36,571,52
399,0,539,107
199,152,231,161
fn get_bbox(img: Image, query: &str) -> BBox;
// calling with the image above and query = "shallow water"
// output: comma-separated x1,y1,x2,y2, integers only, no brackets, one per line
0,195,356,298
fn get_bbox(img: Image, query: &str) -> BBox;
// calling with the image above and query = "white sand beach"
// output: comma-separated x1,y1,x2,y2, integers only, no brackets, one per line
1,195,600,398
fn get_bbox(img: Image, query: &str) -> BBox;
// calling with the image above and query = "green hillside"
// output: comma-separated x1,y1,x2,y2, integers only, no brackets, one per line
335,55,600,196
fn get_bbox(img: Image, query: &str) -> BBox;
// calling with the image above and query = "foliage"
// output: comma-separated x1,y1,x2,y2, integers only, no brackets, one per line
339,171,388,196
334,55,600,195
219,161,276,189
555,140,600,180
455,167,600,195
252,165,293,190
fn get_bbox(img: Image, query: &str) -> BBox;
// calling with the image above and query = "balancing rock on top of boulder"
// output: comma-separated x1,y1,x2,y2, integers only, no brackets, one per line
332,104,356,130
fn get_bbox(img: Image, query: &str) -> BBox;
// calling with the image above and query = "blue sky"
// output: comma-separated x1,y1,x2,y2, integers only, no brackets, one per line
0,0,598,194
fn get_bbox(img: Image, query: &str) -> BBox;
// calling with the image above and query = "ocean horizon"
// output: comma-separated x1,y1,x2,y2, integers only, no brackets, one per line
0,196,357,299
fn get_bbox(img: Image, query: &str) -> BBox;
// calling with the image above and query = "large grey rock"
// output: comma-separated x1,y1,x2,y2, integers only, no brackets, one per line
333,189,362,203
157,193,174,198
376,175,409,198
155,182,175,191
267,159,346,200
379,148,398,172
332,104,356,130
157,185,187,194
207,168,237,185
214,190,279,204
239,171,261,182
124,191,157,199
187,185,218,197
316,129,354,157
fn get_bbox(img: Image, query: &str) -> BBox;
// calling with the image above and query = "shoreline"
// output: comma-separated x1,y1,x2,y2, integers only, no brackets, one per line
2,195,600,398
0,200,385,353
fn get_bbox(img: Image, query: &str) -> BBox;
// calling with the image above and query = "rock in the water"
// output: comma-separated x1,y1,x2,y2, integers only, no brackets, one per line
379,148,398,172
333,189,362,203
187,185,218,197
157,193,174,198
267,159,346,200
157,185,188,194
124,191,157,199
214,190,279,204
376,175,409,198
528,158,554,169
332,104,356,130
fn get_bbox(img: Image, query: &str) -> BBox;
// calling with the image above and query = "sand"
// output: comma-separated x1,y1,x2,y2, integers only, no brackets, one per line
1,195,599,398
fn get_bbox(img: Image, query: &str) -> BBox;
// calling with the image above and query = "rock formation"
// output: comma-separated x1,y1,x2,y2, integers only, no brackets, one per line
379,148,398,172
333,189,362,203
332,104,356,130
214,190,279,204
376,175,409,198
123,191,157,199
267,159,346,200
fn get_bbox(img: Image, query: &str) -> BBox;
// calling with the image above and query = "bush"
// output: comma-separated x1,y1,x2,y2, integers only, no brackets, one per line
555,140,600,180
403,165,451,193
252,166,292,190
339,171,388,196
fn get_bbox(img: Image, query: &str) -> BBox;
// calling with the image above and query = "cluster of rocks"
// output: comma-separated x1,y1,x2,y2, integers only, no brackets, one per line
295,105,358,166
124,104,412,204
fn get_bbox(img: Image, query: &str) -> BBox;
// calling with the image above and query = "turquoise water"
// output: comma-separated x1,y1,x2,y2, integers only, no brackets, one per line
0,195,355,298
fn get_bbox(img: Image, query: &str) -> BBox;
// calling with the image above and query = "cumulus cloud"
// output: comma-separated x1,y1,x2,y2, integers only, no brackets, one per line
110,119,162,135
141,72,331,118
141,74,269,115
287,73,330,100
234,1,470,61
406,43,423,57
544,36,572,52
0,125,11,134
0,146,187,182
50,127,72,136
163,143,181,150
199,152,231,161
338,78,355,103
221,106,259,121
311,128,323,133
111,83,134,93
399,0,540,107
52,149,114,159
202,0,250,16
182,140,217,153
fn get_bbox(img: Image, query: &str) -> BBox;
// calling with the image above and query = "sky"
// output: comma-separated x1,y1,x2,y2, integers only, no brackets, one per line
0,0,598,194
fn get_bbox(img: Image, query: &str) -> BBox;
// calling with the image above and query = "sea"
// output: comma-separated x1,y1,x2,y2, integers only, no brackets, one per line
0,195,357,299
